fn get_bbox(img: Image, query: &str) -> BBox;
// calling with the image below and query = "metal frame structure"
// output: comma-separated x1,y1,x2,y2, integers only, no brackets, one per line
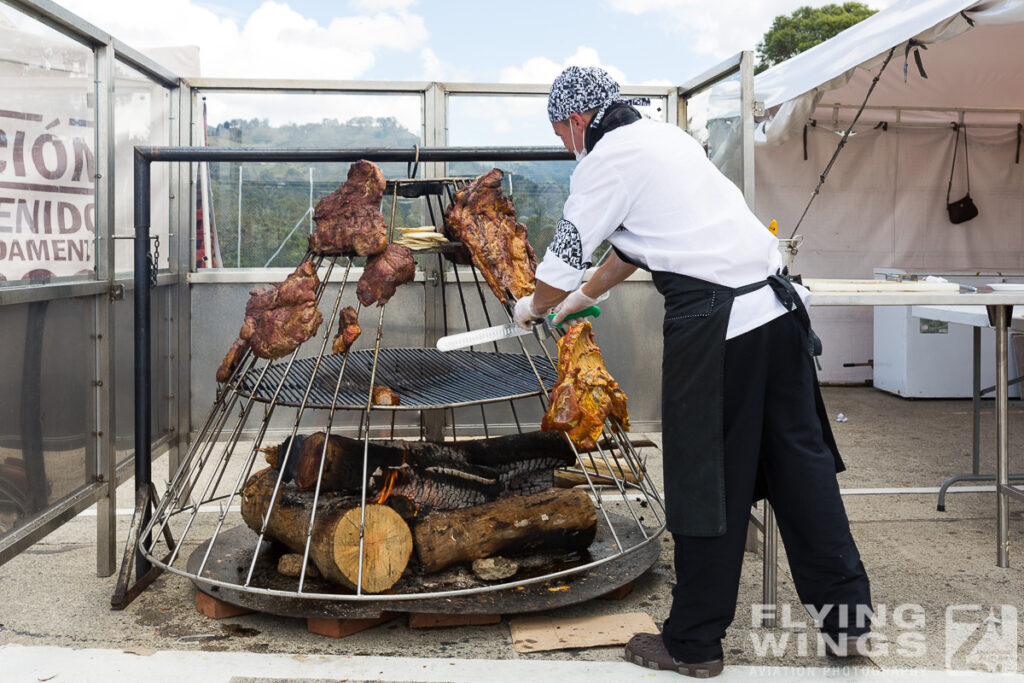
0,0,184,578
5,1,785,608
0,0,679,580
125,145,665,609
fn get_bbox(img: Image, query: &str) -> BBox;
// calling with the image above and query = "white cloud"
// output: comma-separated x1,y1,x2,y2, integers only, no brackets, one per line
419,48,445,80
607,0,898,60
500,46,628,84
55,0,428,79
456,48,668,147
349,0,419,11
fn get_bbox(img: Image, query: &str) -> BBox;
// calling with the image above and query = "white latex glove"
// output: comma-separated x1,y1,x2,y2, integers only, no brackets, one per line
551,286,609,325
513,294,543,330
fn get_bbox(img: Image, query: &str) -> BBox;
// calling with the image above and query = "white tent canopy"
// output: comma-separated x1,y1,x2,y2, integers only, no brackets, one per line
755,0,1024,144
749,0,1024,383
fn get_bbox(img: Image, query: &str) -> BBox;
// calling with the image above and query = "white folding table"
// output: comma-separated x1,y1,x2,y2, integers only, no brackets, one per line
909,305,1024,511
757,290,1024,623
813,291,1024,568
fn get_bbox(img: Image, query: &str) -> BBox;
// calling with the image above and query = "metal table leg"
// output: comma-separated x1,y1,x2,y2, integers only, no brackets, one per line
938,324,1024,511
989,304,1011,567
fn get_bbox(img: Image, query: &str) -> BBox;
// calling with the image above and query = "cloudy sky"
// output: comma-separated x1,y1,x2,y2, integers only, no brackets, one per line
9,0,894,143
51,0,895,84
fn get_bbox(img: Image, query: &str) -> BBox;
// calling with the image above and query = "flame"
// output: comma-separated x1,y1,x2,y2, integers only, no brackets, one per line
376,470,398,504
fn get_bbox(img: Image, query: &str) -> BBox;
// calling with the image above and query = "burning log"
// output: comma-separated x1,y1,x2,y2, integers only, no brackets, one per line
264,431,575,507
240,467,412,593
412,487,597,573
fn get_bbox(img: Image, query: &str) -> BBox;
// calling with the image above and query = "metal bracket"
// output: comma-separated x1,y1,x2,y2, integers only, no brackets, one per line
753,100,766,117
987,304,1014,328
111,481,175,610
109,283,125,301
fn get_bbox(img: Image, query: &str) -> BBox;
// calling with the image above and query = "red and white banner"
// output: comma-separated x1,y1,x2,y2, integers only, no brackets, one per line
0,109,95,281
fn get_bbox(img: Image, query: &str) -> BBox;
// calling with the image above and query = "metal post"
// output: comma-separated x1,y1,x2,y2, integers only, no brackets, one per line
739,50,756,211
992,304,1010,567
236,165,243,267
762,500,778,627
134,151,153,580
172,82,194,474
973,325,982,474
94,42,118,577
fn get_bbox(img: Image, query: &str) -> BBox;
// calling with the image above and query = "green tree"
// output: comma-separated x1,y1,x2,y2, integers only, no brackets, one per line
756,3,877,73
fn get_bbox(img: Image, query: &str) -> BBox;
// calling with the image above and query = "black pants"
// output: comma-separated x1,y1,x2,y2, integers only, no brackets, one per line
661,312,872,662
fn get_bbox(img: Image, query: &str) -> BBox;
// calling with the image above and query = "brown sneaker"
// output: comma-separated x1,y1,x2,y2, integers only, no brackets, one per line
624,632,724,678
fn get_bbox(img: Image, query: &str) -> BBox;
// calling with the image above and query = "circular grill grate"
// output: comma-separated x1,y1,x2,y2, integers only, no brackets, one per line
237,347,560,410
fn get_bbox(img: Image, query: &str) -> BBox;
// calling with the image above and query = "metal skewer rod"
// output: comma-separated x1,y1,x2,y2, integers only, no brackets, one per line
450,263,490,438
468,268,523,434
298,259,355,591
356,303,389,595
507,328,624,551
240,256,344,586
192,257,334,578
149,356,277,559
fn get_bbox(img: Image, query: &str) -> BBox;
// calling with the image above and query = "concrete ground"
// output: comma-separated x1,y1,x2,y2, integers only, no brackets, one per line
1,386,1023,681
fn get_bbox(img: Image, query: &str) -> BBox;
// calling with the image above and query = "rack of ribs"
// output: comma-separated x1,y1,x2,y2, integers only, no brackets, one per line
444,168,536,304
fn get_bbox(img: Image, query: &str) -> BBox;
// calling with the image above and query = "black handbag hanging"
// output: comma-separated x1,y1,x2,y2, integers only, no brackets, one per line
946,123,979,224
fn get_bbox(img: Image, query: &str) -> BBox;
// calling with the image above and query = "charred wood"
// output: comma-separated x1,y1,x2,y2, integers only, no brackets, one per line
412,487,597,573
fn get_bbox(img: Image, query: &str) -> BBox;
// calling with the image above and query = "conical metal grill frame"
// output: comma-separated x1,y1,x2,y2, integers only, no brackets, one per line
139,175,666,612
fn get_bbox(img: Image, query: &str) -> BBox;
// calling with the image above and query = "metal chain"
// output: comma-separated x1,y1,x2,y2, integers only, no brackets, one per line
149,235,160,288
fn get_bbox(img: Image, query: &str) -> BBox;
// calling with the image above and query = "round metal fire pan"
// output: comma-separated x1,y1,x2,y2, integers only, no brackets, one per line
186,514,662,619
235,348,559,411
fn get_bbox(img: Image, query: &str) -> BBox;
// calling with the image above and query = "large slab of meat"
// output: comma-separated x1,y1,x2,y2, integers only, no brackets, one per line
542,321,630,450
357,244,415,307
308,160,388,256
444,168,536,304
215,260,323,381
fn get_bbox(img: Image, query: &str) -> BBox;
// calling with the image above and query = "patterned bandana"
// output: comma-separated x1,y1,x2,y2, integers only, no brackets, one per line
547,66,620,123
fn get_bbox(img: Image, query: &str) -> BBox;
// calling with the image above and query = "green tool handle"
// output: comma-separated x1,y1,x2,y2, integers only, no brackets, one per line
549,305,601,329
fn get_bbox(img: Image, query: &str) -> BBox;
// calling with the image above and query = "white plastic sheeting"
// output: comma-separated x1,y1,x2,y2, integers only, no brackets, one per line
755,0,1024,144
749,0,1024,381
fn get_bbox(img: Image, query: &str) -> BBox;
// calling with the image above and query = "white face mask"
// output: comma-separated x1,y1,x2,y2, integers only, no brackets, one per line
570,122,587,161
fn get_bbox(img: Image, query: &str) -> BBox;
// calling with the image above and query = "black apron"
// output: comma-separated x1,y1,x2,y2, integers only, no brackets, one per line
647,267,844,537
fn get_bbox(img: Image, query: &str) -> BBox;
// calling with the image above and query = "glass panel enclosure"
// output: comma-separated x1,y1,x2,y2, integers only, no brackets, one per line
0,5,96,285
113,60,171,273
685,72,743,190
200,92,423,267
681,52,755,206
0,297,93,541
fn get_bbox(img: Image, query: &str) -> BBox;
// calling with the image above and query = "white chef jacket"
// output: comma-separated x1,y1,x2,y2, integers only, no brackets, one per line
535,118,809,340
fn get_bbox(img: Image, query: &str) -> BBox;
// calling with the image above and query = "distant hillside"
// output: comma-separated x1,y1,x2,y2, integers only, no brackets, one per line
206,117,572,267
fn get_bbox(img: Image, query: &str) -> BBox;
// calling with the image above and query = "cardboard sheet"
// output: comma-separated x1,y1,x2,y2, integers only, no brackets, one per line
508,612,657,653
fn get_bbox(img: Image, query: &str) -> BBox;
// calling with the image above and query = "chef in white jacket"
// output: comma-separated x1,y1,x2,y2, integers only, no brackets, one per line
514,66,872,678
